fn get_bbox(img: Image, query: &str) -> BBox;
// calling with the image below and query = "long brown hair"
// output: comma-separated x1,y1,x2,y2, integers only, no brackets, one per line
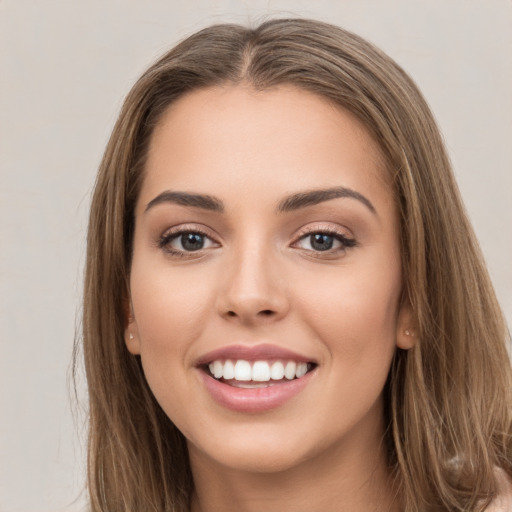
80,18,512,511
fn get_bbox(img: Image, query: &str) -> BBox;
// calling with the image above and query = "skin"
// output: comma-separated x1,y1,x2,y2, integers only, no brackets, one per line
125,84,414,512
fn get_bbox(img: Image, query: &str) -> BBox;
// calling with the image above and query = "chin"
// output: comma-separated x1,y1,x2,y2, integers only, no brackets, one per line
202,443,313,475
187,419,336,476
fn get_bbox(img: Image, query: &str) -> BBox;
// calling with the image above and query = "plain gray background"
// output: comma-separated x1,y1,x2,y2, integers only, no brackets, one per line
1,1,511,510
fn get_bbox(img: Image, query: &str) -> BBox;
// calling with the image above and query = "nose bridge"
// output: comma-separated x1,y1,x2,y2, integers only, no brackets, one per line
218,232,288,323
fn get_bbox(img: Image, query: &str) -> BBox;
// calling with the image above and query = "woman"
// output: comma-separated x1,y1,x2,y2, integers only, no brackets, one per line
80,18,512,511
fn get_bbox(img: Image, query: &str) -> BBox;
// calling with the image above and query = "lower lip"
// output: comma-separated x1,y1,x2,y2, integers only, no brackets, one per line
199,369,315,413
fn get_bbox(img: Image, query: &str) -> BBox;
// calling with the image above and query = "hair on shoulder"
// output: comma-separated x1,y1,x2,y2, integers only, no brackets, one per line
79,18,512,511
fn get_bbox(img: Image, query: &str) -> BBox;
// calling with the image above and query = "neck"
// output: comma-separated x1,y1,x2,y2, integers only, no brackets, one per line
189,415,400,512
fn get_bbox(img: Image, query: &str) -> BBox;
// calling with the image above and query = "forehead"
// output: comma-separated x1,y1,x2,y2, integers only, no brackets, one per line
139,84,392,213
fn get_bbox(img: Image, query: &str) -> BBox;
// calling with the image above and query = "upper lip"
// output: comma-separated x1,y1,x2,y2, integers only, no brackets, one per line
195,344,316,366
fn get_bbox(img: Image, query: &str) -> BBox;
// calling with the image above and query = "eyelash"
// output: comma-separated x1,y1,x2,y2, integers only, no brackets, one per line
292,226,357,256
157,225,356,258
158,226,217,258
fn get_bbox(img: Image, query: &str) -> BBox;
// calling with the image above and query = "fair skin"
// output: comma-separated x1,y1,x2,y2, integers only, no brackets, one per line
125,84,414,512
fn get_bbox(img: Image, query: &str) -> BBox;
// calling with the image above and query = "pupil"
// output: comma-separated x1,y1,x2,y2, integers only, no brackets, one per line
311,233,333,251
181,233,204,251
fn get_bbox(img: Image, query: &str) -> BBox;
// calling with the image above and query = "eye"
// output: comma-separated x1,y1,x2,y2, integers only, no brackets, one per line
305,233,336,251
158,229,218,255
294,230,356,253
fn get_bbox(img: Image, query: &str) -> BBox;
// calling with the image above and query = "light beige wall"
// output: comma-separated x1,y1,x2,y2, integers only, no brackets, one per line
1,1,510,510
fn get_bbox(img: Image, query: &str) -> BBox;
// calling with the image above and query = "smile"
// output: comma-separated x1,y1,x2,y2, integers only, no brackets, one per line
196,344,317,412
208,359,312,387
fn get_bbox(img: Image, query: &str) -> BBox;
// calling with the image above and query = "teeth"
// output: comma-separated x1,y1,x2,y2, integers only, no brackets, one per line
212,360,223,379
208,359,312,383
252,361,271,381
284,361,296,380
234,360,252,381
296,362,308,378
223,360,235,379
270,361,285,380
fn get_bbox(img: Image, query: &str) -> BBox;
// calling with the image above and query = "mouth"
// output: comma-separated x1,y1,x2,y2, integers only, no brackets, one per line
196,344,318,412
204,359,316,389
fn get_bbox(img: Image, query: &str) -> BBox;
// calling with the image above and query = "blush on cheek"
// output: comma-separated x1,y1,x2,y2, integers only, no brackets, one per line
131,270,210,339
124,85,409,490
300,285,400,370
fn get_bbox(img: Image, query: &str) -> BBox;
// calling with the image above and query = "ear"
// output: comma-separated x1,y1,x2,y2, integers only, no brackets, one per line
124,297,141,355
395,299,417,350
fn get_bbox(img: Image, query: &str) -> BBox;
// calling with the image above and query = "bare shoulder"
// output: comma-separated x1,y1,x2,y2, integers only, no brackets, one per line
486,468,512,511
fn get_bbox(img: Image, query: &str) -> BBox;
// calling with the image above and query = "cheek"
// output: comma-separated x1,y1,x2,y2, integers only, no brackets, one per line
128,265,210,432
131,260,213,337
128,259,216,393
278,259,402,443
294,258,402,362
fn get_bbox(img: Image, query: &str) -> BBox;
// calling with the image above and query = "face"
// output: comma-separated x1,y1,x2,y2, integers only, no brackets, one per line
126,85,412,475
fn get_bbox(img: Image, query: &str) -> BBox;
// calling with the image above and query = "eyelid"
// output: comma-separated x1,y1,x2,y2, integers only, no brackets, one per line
292,222,355,242
157,223,221,253
159,223,216,241
290,223,357,255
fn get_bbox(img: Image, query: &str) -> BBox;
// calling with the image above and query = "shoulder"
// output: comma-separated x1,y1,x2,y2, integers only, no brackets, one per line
485,468,512,511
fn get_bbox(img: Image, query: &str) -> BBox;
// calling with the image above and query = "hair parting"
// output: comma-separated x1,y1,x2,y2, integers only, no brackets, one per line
78,18,512,511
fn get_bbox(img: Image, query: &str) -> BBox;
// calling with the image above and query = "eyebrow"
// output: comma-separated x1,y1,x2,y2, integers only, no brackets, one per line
277,187,376,215
145,191,224,213
145,186,376,216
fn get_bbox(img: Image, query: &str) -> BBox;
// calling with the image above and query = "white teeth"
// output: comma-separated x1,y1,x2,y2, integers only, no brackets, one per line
229,381,278,389
208,359,312,382
284,361,297,380
252,361,271,381
212,360,223,379
223,359,235,379
270,361,285,380
296,362,308,378
234,360,252,381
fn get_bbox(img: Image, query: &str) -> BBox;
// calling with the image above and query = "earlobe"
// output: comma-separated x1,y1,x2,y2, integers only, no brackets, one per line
124,300,141,355
397,328,416,350
125,318,141,355
396,301,417,350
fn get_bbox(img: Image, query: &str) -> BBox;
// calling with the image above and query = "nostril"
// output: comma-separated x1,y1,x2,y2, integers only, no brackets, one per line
222,309,278,320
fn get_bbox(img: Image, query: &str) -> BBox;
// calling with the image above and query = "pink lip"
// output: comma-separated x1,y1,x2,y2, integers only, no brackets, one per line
195,344,314,366
198,368,316,413
195,344,317,413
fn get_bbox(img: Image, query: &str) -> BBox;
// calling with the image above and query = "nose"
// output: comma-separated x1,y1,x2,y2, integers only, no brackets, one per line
216,243,289,325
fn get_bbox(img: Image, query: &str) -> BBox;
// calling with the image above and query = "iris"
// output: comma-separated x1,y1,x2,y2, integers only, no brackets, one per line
310,233,334,251
181,233,204,251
